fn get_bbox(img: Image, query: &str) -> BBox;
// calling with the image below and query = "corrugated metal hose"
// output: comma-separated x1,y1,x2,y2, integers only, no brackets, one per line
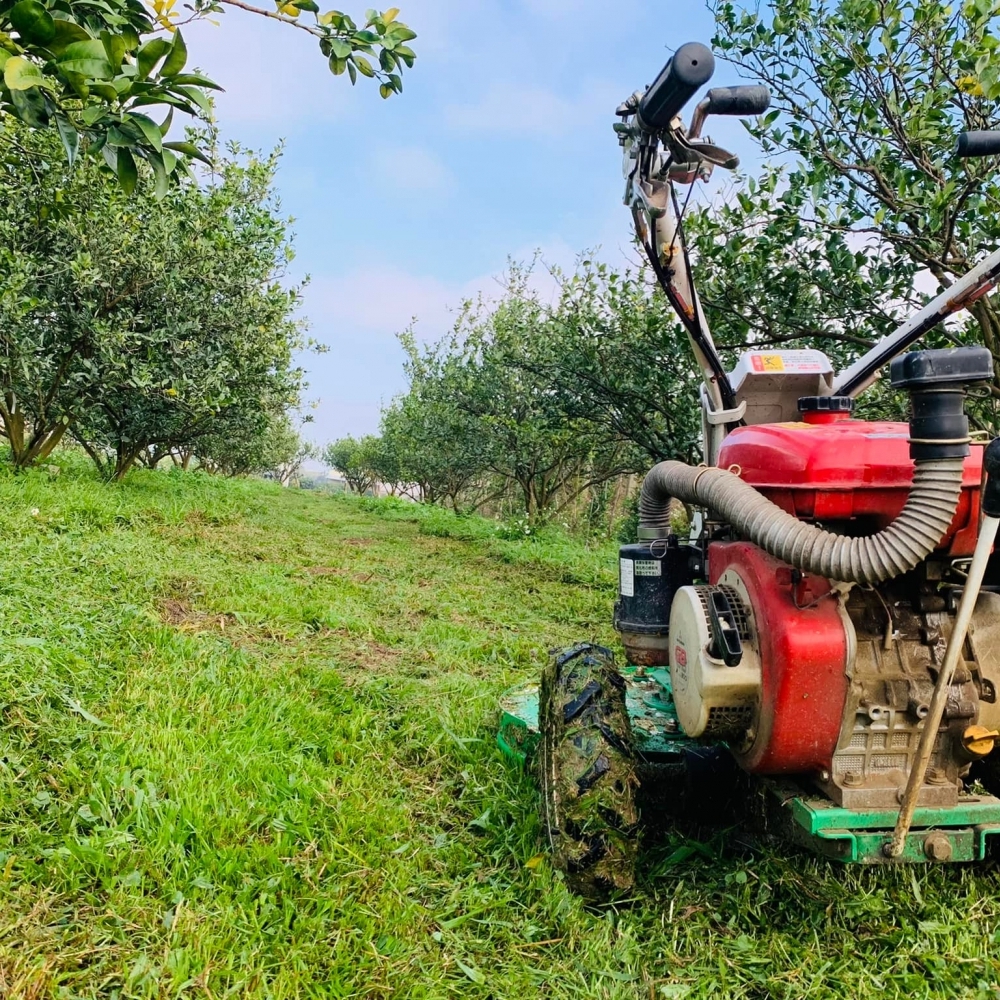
639,458,965,586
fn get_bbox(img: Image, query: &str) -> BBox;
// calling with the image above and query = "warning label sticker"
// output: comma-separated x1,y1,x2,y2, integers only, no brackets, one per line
750,354,785,373
634,560,662,577
749,350,828,374
620,558,635,598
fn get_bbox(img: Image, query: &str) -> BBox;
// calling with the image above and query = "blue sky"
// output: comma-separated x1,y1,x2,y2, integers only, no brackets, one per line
184,1,759,446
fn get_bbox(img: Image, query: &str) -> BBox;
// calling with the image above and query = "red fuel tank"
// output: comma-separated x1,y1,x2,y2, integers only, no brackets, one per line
716,417,984,557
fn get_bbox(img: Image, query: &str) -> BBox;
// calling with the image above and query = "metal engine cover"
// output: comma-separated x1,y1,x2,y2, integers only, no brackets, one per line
668,583,761,739
708,542,851,775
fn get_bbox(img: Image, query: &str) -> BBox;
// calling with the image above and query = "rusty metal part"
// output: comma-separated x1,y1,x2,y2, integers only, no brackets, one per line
924,832,954,862
888,514,1000,858
820,587,980,810
620,631,671,667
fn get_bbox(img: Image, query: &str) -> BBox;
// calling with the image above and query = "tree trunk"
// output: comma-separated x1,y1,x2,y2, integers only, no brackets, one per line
24,421,68,467
112,444,143,481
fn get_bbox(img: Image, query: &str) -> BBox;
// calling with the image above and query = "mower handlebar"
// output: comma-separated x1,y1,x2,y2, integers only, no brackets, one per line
637,42,715,132
701,85,771,118
957,130,1000,158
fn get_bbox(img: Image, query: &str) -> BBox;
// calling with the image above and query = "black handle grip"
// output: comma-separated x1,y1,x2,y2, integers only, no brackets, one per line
957,131,1000,158
708,590,743,667
703,85,771,117
983,438,1000,518
637,42,715,131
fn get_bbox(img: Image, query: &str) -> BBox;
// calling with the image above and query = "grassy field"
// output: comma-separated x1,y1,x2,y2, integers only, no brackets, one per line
1,461,1000,999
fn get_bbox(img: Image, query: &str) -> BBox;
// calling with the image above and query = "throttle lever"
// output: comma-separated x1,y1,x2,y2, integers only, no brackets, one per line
690,85,771,139
957,130,1000,158
704,85,771,116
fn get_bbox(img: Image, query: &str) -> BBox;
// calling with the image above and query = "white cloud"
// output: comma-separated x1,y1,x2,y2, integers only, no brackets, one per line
371,145,452,193
297,235,633,442
445,80,620,137
307,266,471,343
305,240,586,348
182,18,353,126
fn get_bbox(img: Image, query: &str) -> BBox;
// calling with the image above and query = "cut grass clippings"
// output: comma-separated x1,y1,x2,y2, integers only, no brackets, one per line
0,459,998,998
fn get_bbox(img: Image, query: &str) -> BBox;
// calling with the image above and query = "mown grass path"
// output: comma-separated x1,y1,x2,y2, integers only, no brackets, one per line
1,466,1000,999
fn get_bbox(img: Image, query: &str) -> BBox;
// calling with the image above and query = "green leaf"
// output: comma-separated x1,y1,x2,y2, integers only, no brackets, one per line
54,113,79,166
456,961,484,985
9,0,56,46
101,30,126,73
171,84,210,116
146,148,168,198
48,19,91,56
88,82,118,101
116,147,138,195
160,29,187,77
347,59,356,84
81,103,106,125
130,93,199,117
128,112,162,151
292,0,319,10
4,55,45,91
353,54,374,77
136,37,171,80
9,83,48,125
59,40,113,80
385,22,416,42
329,54,348,75
169,72,223,90
158,107,173,137
163,140,211,165
105,124,132,146
62,696,106,727
379,82,391,98
330,38,352,58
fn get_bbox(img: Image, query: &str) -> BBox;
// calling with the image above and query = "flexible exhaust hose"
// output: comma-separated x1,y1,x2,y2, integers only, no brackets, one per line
639,458,965,586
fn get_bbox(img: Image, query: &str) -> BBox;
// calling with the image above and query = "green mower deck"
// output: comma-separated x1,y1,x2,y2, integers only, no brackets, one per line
500,666,1000,864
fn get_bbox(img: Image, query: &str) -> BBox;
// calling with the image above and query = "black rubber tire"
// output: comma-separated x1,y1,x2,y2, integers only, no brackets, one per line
538,643,640,899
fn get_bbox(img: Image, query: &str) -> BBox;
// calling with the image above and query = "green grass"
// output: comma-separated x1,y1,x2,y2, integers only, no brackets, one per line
1,461,1000,999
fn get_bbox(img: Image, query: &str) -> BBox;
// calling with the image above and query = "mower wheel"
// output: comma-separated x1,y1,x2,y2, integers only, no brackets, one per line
539,643,640,899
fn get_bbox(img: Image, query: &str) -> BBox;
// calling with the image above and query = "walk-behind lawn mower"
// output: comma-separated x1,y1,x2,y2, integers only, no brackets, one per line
498,42,1000,898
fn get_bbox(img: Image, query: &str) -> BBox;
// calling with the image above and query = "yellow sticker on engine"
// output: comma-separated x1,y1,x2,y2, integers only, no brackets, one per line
751,354,785,373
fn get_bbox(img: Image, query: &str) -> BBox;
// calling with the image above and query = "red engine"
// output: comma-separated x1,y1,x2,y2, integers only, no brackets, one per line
716,410,985,556
689,413,993,795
